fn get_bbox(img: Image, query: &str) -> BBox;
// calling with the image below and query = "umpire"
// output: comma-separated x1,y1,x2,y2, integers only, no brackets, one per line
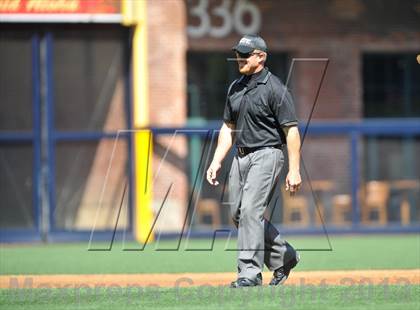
206,35,301,288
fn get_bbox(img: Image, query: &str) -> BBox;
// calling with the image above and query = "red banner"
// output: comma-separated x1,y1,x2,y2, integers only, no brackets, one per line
0,0,120,14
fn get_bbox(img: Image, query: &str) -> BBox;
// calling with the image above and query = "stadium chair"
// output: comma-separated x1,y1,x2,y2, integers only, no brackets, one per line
195,198,221,229
308,180,334,226
281,188,310,227
361,181,390,225
391,179,420,226
332,194,352,226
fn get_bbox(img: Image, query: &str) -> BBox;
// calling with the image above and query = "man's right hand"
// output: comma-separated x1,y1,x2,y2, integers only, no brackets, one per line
206,162,221,186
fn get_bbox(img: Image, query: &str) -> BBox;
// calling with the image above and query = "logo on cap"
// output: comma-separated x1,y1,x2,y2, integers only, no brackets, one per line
239,37,253,46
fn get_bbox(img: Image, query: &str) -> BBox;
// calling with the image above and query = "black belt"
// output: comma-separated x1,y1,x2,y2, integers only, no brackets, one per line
237,144,283,156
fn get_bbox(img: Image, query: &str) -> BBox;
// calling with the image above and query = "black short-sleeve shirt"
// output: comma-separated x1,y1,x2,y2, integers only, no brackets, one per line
223,67,298,147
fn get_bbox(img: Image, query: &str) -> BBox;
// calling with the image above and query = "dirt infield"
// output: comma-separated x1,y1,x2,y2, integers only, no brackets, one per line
1,269,419,288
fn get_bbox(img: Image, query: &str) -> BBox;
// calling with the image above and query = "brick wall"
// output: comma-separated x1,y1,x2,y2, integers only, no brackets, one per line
146,0,420,227
185,0,420,119
148,0,188,232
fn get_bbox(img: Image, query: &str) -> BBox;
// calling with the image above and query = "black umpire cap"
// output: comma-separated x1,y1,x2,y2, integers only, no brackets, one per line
232,34,268,53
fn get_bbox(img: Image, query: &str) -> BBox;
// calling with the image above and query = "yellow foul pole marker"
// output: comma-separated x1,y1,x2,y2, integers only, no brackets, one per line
122,0,154,243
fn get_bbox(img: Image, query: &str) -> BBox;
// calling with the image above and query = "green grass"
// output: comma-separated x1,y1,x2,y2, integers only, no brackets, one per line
1,285,419,310
1,235,419,275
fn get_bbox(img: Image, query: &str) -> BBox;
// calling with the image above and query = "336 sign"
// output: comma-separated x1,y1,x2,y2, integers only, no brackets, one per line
187,0,261,38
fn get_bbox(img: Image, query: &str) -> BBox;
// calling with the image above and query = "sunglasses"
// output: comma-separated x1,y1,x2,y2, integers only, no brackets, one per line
236,51,260,59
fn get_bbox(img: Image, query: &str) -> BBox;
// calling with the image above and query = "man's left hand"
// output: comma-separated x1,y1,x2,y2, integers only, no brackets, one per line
285,170,302,194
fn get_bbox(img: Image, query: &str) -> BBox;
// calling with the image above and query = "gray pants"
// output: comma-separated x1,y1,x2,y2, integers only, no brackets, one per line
229,146,296,280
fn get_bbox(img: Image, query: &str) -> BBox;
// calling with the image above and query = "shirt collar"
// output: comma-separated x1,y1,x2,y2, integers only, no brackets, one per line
239,67,270,85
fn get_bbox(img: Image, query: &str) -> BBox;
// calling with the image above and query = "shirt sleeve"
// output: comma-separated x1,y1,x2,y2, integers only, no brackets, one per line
223,80,236,124
270,84,298,127
223,97,234,124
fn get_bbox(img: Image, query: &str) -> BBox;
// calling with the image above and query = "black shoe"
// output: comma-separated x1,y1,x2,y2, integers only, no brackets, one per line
269,252,300,286
230,273,262,288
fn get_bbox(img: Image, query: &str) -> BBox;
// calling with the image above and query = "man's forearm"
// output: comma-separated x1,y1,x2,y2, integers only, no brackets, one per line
212,123,234,164
285,126,301,172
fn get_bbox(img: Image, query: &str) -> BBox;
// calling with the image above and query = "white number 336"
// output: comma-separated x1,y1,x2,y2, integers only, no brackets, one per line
187,0,262,38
